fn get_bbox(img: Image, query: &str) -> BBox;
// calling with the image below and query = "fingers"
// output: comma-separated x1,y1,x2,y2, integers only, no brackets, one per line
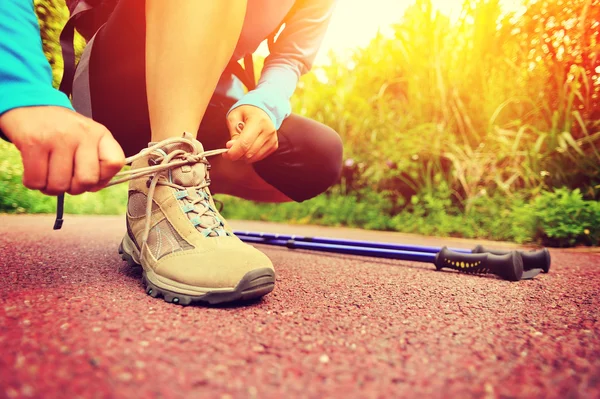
93,130,125,191
46,125,123,195
225,117,263,161
44,146,75,196
21,146,50,191
1,106,123,196
70,138,100,195
48,125,124,195
245,132,278,163
226,109,244,139
225,105,279,163
251,135,279,163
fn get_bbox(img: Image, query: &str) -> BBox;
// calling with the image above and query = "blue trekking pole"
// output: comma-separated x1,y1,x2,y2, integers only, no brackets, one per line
234,231,549,281
234,231,550,273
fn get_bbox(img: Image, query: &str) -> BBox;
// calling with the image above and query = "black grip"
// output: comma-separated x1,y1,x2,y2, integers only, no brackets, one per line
434,247,523,281
472,245,550,273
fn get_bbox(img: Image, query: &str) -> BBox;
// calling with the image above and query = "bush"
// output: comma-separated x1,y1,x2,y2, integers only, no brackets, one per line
531,188,600,247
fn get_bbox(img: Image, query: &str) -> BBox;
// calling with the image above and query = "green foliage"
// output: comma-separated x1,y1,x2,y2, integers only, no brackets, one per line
388,182,466,237
219,186,599,247
217,190,394,230
35,0,68,86
314,0,598,197
290,0,599,246
530,188,600,246
34,0,86,86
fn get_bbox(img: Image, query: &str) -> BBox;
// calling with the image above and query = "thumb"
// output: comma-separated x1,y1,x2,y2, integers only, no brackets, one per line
97,130,125,184
226,109,246,139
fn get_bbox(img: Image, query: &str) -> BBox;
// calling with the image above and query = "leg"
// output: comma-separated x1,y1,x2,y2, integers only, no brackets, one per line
84,0,245,155
209,156,293,202
80,0,276,306
198,95,344,203
145,0,246,141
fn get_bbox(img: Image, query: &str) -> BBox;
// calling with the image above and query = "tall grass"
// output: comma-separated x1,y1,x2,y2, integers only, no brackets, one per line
293,0,599,203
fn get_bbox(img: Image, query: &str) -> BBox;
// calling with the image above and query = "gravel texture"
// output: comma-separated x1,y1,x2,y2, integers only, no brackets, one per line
0,215,598,398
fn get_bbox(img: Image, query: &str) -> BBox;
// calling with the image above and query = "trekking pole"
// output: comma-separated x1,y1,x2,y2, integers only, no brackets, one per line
233,231,550,273
472,245,550,273
237,235,538,281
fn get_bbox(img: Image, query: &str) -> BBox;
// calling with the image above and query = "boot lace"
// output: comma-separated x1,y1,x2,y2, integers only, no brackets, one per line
54,136,228,250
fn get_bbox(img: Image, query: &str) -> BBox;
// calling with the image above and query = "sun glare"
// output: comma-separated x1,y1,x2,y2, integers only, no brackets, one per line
313,0,525,65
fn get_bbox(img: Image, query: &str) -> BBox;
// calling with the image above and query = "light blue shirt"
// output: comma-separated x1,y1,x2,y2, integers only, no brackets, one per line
224,0,337,128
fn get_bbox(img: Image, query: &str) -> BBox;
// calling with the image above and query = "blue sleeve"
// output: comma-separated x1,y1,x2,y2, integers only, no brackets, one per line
0,0,74,117
227,66,297,129
228,0,337,130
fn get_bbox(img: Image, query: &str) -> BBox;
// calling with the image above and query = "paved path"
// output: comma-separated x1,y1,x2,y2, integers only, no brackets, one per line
0,215,598,398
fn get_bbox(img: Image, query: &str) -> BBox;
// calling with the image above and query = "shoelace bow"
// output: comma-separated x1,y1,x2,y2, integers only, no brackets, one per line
54,136,228,249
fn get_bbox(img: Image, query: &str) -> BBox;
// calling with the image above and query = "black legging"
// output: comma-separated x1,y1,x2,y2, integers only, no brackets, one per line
85,0,343,202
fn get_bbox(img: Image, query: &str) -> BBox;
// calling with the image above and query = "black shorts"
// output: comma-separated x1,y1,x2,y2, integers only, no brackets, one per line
73,0,343,202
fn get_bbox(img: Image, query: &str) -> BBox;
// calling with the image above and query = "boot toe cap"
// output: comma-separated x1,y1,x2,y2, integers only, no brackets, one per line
154,245,273,289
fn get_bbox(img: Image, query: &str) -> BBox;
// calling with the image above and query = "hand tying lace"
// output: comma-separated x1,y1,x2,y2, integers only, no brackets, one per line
53,135,228,250
108,136,228,247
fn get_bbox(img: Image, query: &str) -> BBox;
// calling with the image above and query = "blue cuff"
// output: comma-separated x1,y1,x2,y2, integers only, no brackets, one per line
0,85,74,117
227,85,292,130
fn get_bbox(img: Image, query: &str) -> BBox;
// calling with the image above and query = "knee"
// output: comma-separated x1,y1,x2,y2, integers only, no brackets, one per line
253,119,344,202
313,125,344,191
290,123,343,201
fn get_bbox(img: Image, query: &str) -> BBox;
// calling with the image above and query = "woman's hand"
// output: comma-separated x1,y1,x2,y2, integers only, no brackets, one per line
0,106,125,196
223,105,278,163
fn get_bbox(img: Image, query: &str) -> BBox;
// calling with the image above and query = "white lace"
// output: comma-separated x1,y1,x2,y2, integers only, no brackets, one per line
107,136,228,247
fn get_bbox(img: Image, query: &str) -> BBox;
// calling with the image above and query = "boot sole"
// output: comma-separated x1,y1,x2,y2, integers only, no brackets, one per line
118,240,275,306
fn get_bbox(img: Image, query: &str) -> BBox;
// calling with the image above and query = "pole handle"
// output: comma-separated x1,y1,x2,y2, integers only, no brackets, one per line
472,245,550,273
435,247,524,281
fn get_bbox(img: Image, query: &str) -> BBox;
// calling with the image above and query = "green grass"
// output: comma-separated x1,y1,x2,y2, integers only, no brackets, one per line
2,137,598,246
217,187,600,247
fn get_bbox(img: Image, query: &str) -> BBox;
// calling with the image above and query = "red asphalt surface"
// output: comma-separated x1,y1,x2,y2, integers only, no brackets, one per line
0,215,599,398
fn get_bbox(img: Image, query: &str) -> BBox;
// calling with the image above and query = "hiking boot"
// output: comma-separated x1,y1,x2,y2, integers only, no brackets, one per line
116,132,275,305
